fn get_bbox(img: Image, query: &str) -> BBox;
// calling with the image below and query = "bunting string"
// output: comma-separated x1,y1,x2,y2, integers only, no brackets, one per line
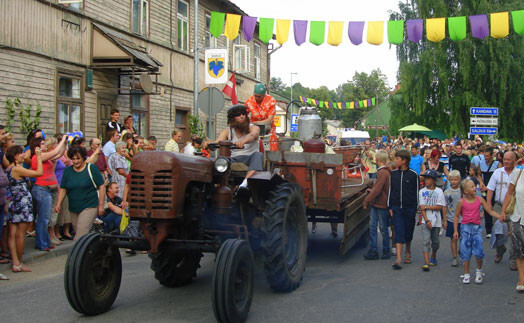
298,96,376,109
209,10,524,46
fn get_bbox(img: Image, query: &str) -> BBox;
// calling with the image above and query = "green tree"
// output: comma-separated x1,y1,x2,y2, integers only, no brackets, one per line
390,0,524,140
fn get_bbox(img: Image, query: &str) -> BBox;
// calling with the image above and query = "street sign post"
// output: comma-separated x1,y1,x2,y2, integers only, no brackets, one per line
470,127,498,135
197,87,225,140
470,117,498,126
470,107,498,116
290,114,298,132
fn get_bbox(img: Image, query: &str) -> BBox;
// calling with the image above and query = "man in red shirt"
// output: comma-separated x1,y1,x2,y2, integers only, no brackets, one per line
87,138,109,182
244,83,278,151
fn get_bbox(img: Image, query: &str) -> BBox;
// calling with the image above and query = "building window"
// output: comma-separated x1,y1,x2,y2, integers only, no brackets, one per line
233,37,250,73
58,0,83,11
177,0,189,52
57,73,83,133
254,43,261,80
131,92,149,137
205,14,217,49
132,0,149,36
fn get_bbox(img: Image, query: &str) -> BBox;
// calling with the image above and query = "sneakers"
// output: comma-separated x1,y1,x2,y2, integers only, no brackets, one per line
486,233,492,239
381,253,392,260
364,250,379,260
475,270,484,284
429,258,438,266
392,247,397,256
422,264,430,271
461,274,471,284
451,257,459,267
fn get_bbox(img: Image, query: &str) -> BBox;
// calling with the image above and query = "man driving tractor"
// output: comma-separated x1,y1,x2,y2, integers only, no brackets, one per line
244,83,278,151
216,104,263,194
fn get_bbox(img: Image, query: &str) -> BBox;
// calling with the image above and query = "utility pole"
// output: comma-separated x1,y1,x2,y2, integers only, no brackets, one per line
290,72,297,113
193,0,199,115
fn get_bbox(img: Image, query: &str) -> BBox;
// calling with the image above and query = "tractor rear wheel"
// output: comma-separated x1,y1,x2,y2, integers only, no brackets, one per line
261,183,308,292
150,250,202,287
212,239,255,323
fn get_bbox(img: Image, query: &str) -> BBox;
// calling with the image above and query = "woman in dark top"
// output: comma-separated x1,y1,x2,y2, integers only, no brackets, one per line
421,149,450,189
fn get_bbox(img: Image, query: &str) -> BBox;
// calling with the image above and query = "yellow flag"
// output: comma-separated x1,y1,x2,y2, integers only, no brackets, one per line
324,101,329,108
224,14,241,41
337,102,342,109
426,18,446,42
350,102,355,109
363,100,368,108
490,12,509,39
367,21,384,45
327,21,344,46
276,19,291,45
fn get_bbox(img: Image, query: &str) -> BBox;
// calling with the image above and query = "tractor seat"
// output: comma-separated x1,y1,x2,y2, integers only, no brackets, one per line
231,163,249,172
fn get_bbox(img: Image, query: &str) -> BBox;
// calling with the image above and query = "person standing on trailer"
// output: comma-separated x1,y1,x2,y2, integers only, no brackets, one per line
244,83,278,151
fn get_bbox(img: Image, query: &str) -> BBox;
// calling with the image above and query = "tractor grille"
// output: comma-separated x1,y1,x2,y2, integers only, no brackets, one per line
129,169,146,209
151,170,172,210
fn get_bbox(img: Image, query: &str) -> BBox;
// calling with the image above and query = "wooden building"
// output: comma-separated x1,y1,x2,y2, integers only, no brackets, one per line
0,0,270,145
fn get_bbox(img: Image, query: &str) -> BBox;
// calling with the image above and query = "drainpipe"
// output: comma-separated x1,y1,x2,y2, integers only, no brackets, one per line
193,0,199,115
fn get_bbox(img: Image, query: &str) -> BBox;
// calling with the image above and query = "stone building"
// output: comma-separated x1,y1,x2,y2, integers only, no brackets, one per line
0,0,270,145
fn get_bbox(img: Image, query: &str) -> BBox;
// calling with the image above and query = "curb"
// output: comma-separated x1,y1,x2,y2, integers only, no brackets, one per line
21,241,74,265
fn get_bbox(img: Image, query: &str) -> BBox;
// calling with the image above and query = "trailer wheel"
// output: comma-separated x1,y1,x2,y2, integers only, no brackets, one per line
150,250,202,287
262,183,308,292
212,239,255,323
64,233,122,316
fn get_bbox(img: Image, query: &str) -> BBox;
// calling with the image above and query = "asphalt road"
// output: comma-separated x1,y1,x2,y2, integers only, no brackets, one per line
1,223,523,323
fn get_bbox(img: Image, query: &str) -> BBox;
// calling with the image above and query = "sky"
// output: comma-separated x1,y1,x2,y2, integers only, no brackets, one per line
230,0,402,91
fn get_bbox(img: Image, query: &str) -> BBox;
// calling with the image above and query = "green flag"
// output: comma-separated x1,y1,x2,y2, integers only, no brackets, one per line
210,12,225,38
387,20,404,44
512,10,524,35
309,21,326,45
372,97,376,106
259,18,275,44
448,16,466,41
345,102,350,109
306,98,312,105
319,101,324,108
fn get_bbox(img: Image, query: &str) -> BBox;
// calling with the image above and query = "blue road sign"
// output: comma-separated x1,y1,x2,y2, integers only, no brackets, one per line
470,127,498,135
290,114,298,132
470,107,498,116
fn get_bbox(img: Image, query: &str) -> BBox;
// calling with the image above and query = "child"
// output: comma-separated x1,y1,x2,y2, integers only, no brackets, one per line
419,170,446,271
444,170,462,266
453,179,500,284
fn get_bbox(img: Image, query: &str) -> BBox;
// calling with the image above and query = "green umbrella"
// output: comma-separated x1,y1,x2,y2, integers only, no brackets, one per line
398,123,432,132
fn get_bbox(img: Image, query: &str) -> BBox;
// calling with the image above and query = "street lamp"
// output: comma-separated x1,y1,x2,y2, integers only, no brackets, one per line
290,72,298,104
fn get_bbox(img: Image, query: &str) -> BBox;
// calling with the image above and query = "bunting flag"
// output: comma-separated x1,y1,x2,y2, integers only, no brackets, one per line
209,10,524,45
301,96,376,109
306,98,312,105
345,102,350,109
426,18,446,42
310,21,326,45
388,20,404,44
327,21,344,46
224,14,242,40
337,102,342,109
294,20,308,45
359,100,363,107
348,21,365,45
469,15,489,39
372,97,376,105
407,19,423,42
276,19,291,45
448,16,467,41
363,100,368,108
242,16,257,42
315,99,320,106
324,101,329,108
490,12,509,39
259,18,275,43
512,10,524,35
328,102,334,109
210,11,225,38
367,21,384,45
350,102,355,109
319,101,324,108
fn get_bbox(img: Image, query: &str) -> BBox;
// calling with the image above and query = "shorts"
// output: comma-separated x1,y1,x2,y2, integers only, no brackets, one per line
510,221,524,259
445,221,461,238
460,223,485,261
391,206,417,244
421,226,440,253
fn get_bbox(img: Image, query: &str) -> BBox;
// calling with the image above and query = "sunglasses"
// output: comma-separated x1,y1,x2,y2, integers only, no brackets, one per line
231,111,247,117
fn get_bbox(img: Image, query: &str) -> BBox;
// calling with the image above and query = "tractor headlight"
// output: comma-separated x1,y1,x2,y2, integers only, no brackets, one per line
214,157,230,173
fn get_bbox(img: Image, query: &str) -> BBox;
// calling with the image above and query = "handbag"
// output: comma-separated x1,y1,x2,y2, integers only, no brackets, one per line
505,169,523,215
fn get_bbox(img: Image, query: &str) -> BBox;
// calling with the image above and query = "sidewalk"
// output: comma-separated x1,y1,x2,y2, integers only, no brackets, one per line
0,235,74,269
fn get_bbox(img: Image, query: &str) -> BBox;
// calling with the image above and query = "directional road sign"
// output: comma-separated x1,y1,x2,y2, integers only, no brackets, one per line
470,127,498,135
470,117,498,126
290,114,298,132
470,107,498,116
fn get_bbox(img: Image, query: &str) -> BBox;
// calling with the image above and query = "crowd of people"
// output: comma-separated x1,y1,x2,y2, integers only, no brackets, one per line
358,135,524,291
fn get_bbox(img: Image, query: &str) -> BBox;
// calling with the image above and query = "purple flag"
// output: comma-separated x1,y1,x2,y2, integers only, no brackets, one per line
242,16,257,42
367,99,372,106
315,100,319,106
469,15,489,39
294,20,308,46
355,101,359,108
406,19,423,42
348,21,365,45
328,102,334,109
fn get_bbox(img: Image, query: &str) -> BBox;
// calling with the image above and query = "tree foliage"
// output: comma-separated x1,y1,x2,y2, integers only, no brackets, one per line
270,68,389,128
389,0,524,140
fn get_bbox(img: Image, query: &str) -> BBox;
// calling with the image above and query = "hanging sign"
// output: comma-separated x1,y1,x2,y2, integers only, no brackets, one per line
205,49,228,84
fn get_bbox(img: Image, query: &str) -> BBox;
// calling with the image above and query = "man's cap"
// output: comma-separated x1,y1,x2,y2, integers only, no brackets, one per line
254,83,267,95
423,170,438,179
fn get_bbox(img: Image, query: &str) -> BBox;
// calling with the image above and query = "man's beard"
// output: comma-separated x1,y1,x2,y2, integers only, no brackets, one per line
230,119,250,134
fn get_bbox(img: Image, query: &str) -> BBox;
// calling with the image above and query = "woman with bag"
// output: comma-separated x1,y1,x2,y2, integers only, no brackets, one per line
55,147,105,241
500,167,524,292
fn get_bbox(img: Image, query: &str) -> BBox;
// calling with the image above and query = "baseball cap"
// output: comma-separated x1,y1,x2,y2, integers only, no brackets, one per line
423,170,438,179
